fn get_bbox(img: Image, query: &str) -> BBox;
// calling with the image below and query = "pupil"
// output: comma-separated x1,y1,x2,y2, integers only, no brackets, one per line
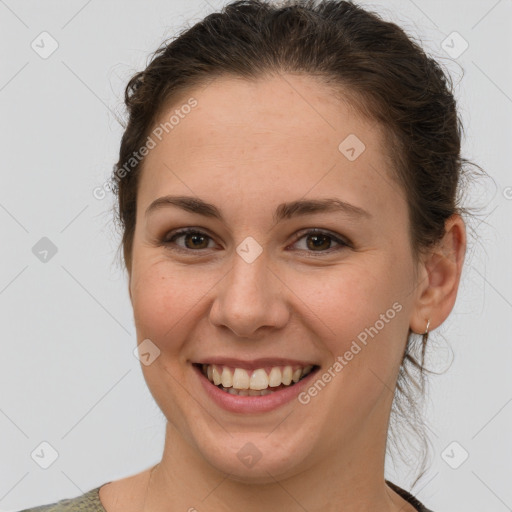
186,233,208,249
307,234,330,251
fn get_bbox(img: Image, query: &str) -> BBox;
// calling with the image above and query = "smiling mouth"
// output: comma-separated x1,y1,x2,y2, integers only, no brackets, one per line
195,363,319,396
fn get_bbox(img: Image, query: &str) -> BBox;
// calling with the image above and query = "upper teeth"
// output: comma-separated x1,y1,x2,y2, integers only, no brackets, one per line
203,364,313,390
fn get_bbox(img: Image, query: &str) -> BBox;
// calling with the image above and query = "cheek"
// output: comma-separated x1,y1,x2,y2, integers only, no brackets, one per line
297,268,408,420
130,260,202,343
291,261,408,370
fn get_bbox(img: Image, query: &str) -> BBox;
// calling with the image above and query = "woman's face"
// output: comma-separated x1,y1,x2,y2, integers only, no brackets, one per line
129,74,424,481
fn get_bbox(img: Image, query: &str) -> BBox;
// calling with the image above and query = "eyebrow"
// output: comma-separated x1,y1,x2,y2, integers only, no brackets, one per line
145,195,371,223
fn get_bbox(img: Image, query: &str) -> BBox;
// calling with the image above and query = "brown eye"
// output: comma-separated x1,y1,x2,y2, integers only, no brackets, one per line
183,232,210,249
165,229,215,251
291,229,350,254
306,233,332,251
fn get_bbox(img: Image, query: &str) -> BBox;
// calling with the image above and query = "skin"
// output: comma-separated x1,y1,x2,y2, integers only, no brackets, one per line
99,73,466,512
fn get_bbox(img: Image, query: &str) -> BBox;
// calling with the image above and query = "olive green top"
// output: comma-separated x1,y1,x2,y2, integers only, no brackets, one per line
16,480,433,511
15,486,107,512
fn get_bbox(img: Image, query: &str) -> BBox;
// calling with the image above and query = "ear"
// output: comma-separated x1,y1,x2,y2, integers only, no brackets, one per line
409,214,466,334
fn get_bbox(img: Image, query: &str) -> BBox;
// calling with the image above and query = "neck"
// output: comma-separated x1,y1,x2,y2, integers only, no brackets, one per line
143,414,413,512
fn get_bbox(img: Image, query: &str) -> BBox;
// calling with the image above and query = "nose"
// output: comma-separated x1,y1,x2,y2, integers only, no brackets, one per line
208,250,290,338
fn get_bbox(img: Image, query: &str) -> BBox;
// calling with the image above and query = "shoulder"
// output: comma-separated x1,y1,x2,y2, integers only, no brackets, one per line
15,469,151,512
14,486,105,512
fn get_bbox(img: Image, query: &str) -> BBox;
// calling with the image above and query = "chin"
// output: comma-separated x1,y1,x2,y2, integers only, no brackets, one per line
191,428,315,483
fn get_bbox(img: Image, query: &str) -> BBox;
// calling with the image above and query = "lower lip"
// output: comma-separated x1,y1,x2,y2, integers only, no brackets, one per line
193,365,319,413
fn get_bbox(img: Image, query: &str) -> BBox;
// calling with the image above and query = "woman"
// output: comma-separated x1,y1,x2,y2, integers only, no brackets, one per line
19,0,476,511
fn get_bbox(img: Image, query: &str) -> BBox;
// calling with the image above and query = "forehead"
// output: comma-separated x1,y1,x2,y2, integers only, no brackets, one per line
137,74,405,222
152,74,379,152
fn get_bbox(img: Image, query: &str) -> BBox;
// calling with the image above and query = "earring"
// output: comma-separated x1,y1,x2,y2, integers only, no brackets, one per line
424,318,430,335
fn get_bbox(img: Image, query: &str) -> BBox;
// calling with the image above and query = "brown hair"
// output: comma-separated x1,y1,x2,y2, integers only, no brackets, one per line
110,0,484,486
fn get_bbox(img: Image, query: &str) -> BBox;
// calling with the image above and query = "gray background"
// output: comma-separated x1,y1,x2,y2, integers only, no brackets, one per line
0,0,510,510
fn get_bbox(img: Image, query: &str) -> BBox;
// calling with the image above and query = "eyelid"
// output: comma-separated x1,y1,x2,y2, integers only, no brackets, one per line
164,226,213,242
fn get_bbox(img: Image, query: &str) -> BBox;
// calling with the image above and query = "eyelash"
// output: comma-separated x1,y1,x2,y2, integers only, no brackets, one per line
162,227,351,256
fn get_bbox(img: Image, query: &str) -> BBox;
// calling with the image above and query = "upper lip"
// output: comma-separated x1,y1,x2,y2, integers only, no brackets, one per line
193,357,318,371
